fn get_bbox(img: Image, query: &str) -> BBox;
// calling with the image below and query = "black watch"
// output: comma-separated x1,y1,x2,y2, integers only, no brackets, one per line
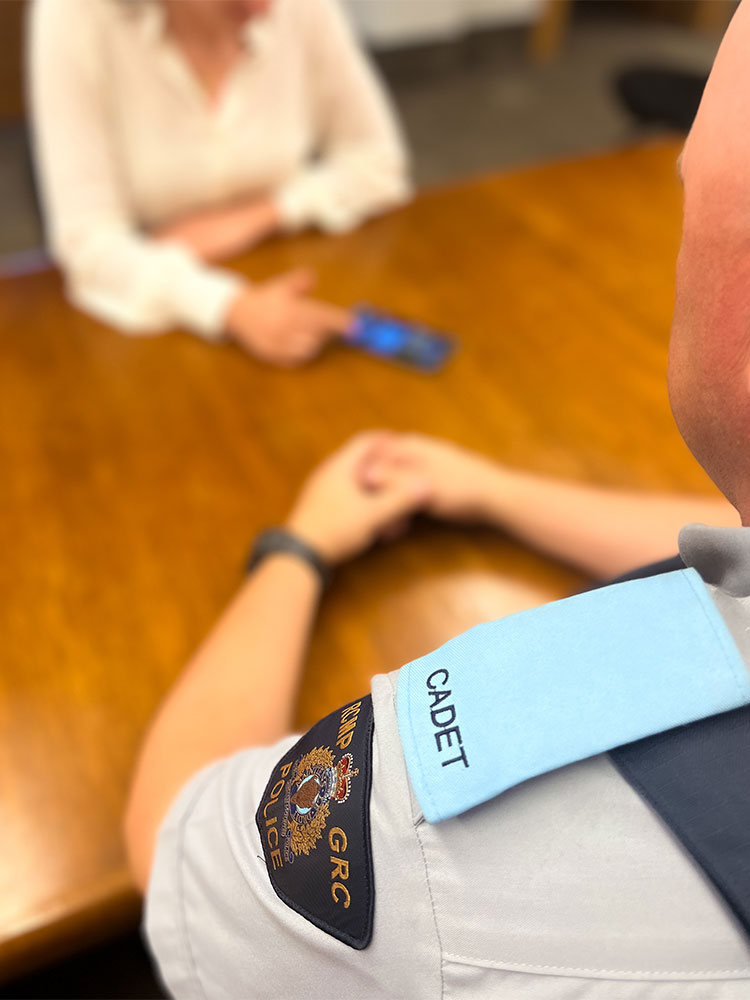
245,528,332,587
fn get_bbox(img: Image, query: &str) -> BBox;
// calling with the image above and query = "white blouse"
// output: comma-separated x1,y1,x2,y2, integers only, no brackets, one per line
28,0,411,338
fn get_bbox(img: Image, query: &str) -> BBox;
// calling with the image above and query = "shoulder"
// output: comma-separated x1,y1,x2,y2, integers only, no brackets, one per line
395,568,745,822
29,0,116,72
281,0,360,43
144,650,750,996
145,676,440,998
31,0,156,49
31,0,106,37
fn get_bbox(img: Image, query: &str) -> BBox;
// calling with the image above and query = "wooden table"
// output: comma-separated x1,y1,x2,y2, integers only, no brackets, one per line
0,139,718,982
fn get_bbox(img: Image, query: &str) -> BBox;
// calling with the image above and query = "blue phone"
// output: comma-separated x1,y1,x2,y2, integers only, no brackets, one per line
347,307,455,373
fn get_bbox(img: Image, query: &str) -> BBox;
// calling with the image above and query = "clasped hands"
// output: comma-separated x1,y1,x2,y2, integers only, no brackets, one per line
285,432,499,566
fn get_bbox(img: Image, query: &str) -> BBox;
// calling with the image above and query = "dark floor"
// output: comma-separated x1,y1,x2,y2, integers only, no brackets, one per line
381,10,718,186
0,934,166,1000
0,5,725,998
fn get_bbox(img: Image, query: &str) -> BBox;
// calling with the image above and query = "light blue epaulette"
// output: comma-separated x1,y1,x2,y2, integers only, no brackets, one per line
396,568,750,824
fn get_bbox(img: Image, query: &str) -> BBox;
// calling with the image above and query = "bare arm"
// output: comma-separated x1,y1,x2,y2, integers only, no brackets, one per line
124,554,320,891
360,434,738,581
123,433,428,891
479,465,737,580
152,196,281,263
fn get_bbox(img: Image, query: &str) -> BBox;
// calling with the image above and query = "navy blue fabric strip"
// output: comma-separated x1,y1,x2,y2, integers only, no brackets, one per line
600,554,686,586
610,708,750,936
604,555,750,938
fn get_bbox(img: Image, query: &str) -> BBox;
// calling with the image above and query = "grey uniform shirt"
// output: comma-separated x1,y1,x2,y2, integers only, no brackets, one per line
145,524,750,998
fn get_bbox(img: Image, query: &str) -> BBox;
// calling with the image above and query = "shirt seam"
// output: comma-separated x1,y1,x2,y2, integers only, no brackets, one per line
441,951,750,980
387,672,445,998
172,776,214,1000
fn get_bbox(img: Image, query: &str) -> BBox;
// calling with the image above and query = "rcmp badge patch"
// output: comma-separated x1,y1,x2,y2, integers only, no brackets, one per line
255,695,375,949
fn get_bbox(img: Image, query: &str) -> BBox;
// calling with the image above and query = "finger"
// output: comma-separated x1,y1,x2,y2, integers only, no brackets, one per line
273,334,318,366
285,345,320,367
311,304,354,337
271,351,307,369
359,457,389,491
356,432,398,490
379,516,411,543
318,430,394,491
334,429,393,471
288,321,336,362
385,433,439,476
380,433,418,469
278,268,317,296
372,471,432,521
363,433,420,483
326,428,388,459
292,323,334,359
291,334,323,361
399,432,433,461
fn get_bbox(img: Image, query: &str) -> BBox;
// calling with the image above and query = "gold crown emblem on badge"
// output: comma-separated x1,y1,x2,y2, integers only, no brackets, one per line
333,753,358,804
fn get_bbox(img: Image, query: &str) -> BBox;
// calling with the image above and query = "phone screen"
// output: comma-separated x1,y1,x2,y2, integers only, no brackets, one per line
348,308,455,372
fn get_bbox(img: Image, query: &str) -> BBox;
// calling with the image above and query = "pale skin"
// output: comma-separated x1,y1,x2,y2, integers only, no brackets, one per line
154,195,281,264
667,0,750,520
355,434,738,580
125,0,750,892
124,432,431,888
224,269,352,367
150,0,352,365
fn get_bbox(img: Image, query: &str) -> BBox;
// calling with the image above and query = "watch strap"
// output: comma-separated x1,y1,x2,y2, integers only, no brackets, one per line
246,528,332,587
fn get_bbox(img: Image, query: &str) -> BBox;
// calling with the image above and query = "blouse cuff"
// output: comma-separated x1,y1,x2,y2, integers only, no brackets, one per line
275,170,354,235
171,261,244,341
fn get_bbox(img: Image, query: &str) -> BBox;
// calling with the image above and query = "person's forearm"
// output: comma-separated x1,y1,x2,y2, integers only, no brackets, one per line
475,465,738,580
124,553,321,889
154,197,280,262
62,228,242,337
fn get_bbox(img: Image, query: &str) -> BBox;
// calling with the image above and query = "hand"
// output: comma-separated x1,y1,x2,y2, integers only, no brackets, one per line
226,270,352,366
154,196,280,262
285,432,431,564
357,433,502,522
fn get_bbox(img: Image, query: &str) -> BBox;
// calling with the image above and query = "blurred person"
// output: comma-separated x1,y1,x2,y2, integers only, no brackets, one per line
28,0,410,366
124,2,750,995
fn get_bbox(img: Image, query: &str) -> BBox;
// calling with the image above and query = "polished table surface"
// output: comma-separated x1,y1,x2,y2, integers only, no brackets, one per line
0,139,718,981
